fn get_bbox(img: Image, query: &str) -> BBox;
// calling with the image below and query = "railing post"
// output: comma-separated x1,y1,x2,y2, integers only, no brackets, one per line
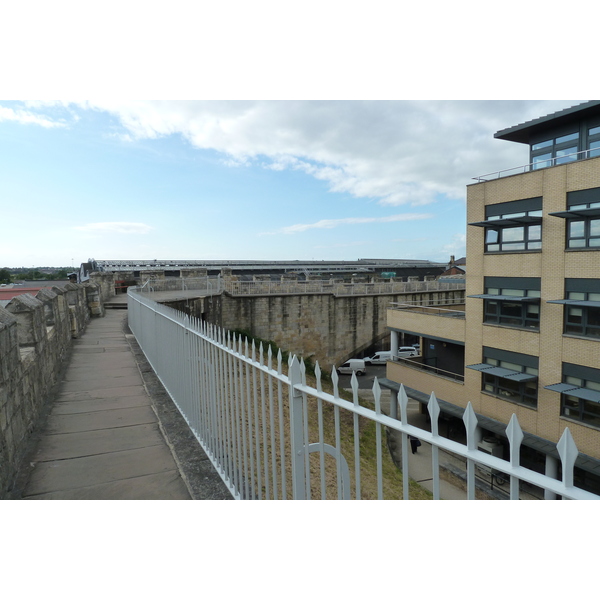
288,356,307,499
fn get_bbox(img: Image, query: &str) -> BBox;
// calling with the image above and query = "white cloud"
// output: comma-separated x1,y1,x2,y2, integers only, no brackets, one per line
22,100,586,208
0,105,67,128
73,222,154,234
272,213,433,235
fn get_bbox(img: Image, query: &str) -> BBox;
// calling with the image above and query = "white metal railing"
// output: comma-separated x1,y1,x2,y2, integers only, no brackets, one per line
127,288,599,500
473,148,600,182
138,276,224,295
135,277,465,298
223,279,465,297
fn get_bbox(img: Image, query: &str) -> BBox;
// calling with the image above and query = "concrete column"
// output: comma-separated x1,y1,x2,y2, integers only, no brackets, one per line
390,330,399,359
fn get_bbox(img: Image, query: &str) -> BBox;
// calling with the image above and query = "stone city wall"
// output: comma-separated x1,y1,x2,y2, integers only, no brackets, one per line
217,287,466,370
0,282,105,497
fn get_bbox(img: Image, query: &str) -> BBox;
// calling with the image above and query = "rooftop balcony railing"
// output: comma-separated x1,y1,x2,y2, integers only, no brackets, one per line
391,355,465,383
473,148,600,182
389,302,466,318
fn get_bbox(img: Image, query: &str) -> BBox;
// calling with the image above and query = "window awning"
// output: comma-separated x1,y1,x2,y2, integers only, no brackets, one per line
545,383,600,404
547,299,600,307
466,363,538,382
468,294,540,302
468,215,542,228
549,207,600,219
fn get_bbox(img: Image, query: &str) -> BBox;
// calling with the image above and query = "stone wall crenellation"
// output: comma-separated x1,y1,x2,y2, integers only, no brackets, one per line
0,282,105,498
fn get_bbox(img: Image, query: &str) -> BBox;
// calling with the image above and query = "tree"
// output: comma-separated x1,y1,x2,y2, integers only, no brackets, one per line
0,268,11,284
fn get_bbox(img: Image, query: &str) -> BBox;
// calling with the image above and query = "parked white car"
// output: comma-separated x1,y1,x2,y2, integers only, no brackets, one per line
337,359,367,376
365,347,418,364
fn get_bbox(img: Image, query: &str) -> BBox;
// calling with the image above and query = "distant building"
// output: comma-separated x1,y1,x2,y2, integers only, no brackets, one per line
383,101,600,497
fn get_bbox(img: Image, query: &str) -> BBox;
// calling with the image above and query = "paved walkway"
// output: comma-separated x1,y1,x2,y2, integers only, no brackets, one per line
16,308,231,500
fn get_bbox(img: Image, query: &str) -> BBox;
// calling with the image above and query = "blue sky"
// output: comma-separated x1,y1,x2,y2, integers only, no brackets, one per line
1,99,584,268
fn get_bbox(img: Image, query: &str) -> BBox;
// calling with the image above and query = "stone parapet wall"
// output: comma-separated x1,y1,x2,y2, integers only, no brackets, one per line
0,282,104,497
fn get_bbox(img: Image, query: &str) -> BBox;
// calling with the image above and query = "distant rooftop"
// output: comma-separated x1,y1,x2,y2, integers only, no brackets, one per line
494,101,600,144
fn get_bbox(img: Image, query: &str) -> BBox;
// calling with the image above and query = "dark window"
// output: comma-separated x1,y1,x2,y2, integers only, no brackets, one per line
564,292,600,338
531,131,580,168
471,348,539,408
472,277,541,330
548,279,600,340
567,217,600,248
555,364,600,428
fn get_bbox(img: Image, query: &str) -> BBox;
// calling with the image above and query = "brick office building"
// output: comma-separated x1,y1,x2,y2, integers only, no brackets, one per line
383,101,600,496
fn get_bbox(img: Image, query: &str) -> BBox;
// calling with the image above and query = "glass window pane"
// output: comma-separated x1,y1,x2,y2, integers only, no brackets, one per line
589,126,600,137
567,292,586,300
590,219,600,236
588,307,600,327
556,133,579,144
487,244,500,252
569,221,585,238
590,141,600,158
486,229,499,244
532,139,552,150
503,242,525,251
586,380,600,391
533,153,552,169
589,238,600,247
527,241,542,250
566,376,583,386
556,146,578,164
503,227,524,242
528,225,541,240
568,239,586,248
499,360,521,372
588,293,600,301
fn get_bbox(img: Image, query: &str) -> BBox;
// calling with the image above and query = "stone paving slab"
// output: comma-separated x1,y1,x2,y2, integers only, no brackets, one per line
45,405,158,434
58,385,148,401
23,445,184,497
62,366,140,381
33,423,165,461
59,374,145,392
51,395,150,414
25,471,191,500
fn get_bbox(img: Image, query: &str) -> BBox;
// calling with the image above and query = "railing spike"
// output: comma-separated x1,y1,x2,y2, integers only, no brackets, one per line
463,402,478,451
506,414,524,468
331,367,339,398
350,370,359,399
427,391,440,436
398,384,408,426
373,377,381,414
314,362,322,392
557,427,579,489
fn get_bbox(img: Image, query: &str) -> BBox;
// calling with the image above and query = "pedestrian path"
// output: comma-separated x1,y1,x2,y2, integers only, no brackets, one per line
19,310,193,499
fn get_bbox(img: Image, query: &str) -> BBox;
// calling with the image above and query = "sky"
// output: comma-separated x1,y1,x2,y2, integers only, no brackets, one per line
0,99,585,268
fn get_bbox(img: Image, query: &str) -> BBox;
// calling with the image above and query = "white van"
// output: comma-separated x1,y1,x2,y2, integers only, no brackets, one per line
337,359,367,376
365,347,418,364
365,351,392,365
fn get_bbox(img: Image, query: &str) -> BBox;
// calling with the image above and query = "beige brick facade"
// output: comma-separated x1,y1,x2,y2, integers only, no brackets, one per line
386,104,600,488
